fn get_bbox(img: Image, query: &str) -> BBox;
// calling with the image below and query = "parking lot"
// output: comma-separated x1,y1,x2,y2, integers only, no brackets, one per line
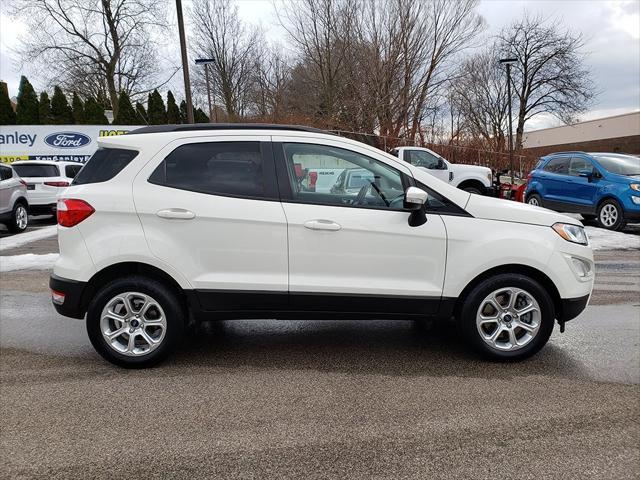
1,221,639,479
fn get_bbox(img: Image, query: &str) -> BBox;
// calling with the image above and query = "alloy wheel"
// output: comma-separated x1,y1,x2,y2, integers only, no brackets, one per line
476,287,541,351
599,204,618,228
15,205,28,230
528,197,539,206
100,292,167,356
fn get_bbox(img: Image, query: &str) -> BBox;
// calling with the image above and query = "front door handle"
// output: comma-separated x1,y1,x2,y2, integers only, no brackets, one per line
304,219,341,231
156,208,195,220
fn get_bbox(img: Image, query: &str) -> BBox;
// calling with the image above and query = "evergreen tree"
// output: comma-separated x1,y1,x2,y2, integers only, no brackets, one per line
72,92,85,124
38,91,52,124
166,90,181,124
84,97,109,124
15,76,39,124
50,86,73,124
147,89,167,124
135,102,148,124
194,107,209,123
113,91,137,124
179,100,188,123
0,81,16,125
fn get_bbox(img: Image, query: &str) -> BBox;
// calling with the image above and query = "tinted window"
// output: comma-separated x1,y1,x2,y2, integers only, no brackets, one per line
65,164,83,178
73,148,138,185
407,150,441,169
13,164,59,177
149,142,264,198
0,165,12,181
592,153,640,176
543,157,569,175
282,143,406,210
569,157,592,176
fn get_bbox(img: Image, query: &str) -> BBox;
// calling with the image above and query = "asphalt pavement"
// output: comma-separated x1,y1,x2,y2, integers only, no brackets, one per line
0,227,639,479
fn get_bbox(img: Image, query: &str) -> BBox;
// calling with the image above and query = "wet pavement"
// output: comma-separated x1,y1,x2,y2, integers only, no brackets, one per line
1,235,639,479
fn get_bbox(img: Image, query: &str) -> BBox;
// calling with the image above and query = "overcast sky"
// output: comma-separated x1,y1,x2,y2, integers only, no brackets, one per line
1,0,638,131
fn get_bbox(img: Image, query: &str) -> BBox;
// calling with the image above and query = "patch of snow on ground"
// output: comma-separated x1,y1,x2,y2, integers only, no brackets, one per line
585,226,640,251
0,226,57,252
0,253,59,272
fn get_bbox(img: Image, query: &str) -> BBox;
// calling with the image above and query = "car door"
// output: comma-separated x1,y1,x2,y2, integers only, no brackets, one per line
0,165,13,214
133,136,289,310
405,149,450,184
565,156,599,211
540,156,572,205
273,137,447,315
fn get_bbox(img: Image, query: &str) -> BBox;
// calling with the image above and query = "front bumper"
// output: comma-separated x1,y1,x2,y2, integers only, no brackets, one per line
558,294,590,323
49,274,87,319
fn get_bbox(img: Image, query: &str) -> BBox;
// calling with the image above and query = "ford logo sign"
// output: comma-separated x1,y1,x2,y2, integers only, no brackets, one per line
44,132,91,149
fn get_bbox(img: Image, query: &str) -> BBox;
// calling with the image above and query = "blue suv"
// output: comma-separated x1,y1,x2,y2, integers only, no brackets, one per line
525,152,640,230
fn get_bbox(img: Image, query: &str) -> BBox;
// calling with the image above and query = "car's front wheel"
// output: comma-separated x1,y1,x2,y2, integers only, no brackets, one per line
596,199,626,231
86,276,185,368
459,274,555,361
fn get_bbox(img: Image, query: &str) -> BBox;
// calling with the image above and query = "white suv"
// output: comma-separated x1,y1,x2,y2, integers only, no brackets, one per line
50,125,594,368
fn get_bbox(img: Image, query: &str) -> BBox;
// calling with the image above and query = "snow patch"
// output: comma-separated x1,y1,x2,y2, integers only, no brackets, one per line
0,253,59,272
0,226,57,252
585,226,640,251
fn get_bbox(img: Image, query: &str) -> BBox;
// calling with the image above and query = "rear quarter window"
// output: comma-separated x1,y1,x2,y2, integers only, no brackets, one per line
73,148,138,185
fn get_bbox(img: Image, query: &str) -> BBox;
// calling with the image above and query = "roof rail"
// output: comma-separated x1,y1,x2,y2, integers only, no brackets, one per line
545,151,586,155
127,123,332,135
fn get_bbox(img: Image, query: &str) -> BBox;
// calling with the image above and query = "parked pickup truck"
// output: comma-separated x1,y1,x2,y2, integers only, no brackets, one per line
390,146,494,195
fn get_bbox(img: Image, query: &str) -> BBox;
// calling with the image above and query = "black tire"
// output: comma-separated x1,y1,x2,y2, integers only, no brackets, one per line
7,201,28,233
596,198,626,231
458,273,555,361
526,193,543,208
86,276,185,368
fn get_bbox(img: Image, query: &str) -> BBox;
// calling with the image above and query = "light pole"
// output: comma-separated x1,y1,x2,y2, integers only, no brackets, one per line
176,0,194,124
195,58,215,123
500,57,517,185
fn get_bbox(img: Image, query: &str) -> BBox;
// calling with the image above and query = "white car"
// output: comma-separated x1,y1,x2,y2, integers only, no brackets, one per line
391,146,494,195
50,125,594,368
11,160,83,216
0,164,29,232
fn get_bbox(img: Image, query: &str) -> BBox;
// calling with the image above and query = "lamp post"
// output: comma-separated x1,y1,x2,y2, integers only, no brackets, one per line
195,58,215,122
176,0,194,124
499,57,517,185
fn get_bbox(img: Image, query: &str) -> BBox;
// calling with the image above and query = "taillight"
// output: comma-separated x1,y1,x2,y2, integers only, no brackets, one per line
45,181,70,187
57,199,95,227
526,172,533,182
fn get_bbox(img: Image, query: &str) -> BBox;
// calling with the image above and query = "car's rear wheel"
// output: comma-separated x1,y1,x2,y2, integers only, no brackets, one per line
8,202,28,233
596,199,626,231
86,276,184,368
462,186,483,195
459,274,555,361
526,193,542,207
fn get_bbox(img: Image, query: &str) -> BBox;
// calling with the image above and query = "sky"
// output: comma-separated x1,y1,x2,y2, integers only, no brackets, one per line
1,0,639,131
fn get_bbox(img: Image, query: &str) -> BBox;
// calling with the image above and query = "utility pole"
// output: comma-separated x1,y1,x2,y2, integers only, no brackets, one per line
195,58,215,123
176,0,194,124
500,57,518,185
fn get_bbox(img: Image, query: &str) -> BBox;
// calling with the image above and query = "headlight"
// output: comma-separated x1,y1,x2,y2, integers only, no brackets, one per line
630,183,640,191
552,223,588,245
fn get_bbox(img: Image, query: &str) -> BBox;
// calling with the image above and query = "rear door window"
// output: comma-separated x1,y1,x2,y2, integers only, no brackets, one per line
13,164,60,177
543,157,569,175
73,148,138,185
149,142,273,199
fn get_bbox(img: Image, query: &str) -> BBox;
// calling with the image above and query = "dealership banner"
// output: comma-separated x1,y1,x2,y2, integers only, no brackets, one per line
0,125,143,163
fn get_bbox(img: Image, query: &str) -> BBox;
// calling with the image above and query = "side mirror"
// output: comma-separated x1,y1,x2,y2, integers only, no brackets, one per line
404,186,428,227
578,169,594,181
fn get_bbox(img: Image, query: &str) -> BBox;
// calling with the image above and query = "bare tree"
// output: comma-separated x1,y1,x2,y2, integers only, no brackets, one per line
190,0,260,119
497,14,596,149
450,50,510,151
250,45,292,121
14,0,170,117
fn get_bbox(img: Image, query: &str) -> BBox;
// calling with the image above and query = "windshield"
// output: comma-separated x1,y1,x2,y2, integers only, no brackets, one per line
591,153,640,176
13,164,59,177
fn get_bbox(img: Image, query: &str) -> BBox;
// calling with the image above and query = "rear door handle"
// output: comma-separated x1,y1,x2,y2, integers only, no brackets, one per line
304,219,341,231
156,208,195,220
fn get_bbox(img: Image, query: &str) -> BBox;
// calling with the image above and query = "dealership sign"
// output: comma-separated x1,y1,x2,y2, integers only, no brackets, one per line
0,125,143,163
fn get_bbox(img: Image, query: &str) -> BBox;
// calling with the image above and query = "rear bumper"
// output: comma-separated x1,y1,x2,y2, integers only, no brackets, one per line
49,274,87,319
30,203,56,215
558,294,590,323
